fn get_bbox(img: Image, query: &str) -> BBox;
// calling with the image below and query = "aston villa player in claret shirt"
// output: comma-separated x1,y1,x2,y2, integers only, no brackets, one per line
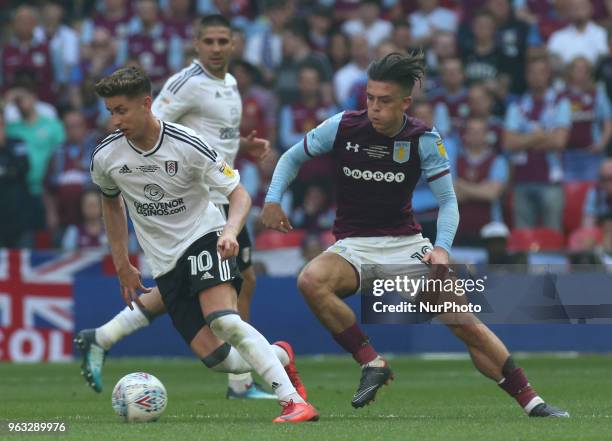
262,52,569,418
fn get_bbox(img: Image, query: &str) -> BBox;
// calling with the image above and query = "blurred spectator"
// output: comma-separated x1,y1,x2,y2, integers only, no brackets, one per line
69,28,118,115
486,0,540,95
244,0,290,83
460,10,506,86
430,57,469,136
117,0,183,92
480,221,509,263
583,158,612,227
326,31,351,73
195,0,256,26
562,57,612,181
480,221,526,265
409,0,458,47
61,188,107,251
0,111,29,248
45,111,99,235
275,18,333,105
81,0,132,43
466,83,504,152
307,5,333,53
5,86,65,238
231,60,278,148
391,20,416,55
596,28,612,106
333,35,370,106
290,183,335,232
230,27,246,62
279,66,338,149
503,57,571,230
341,0,392,50
514,0,569,34
343,41,403,111
300,232,325,265
37,2,79,89
4,70,57,124
454,117,509,246
73,28,118,83
425,31,457,90
1,5,58,104
547,0,609,67
162,0,195,48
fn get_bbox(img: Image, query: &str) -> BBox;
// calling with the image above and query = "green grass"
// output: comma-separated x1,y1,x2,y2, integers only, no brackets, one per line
1,355,611,441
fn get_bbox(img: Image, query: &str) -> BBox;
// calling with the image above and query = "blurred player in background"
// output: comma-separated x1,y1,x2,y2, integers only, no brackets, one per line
75,15,276,399
87,66,317,423
262,52,569,417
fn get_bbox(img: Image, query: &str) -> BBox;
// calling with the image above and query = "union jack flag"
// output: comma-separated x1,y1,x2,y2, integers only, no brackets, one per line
0,249,105,361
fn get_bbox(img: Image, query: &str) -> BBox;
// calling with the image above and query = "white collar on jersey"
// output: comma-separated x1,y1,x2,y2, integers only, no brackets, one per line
193,59,227,83
126,120,166,157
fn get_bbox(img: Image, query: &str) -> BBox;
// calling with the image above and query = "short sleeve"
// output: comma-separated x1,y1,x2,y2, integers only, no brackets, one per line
303,111,343,157
90,155,120,197
152,79,195,122
189,138,241,197
418,130,451,182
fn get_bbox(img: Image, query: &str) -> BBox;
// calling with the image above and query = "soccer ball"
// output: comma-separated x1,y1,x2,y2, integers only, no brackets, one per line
111,372,167,422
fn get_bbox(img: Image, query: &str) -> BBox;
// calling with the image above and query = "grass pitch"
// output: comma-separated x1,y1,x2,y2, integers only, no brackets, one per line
0,354,611,441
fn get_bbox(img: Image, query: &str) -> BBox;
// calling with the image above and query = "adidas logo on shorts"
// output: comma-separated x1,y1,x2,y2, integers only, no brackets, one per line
200,271,214,280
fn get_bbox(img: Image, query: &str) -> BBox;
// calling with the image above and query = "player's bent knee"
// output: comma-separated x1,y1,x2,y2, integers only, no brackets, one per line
448,322,487,346
297,267,329,299
207,310,242,342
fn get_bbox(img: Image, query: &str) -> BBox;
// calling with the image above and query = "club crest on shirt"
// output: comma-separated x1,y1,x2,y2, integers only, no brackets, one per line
393,141,410,163
165,160,178,176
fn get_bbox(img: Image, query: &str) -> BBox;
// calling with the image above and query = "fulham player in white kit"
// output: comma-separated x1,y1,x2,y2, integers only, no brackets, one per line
76,15,276,399
86,67,317,422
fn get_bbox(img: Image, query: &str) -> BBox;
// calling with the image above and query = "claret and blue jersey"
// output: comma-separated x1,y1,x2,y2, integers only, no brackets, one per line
266,110,459,252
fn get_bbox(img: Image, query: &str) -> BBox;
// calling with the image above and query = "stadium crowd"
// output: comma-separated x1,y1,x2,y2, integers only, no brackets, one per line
0,0,611,265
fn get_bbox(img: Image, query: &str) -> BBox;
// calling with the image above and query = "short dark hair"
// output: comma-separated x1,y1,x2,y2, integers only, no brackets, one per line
198,14,232,32
94,67,151,98
367,51,425,94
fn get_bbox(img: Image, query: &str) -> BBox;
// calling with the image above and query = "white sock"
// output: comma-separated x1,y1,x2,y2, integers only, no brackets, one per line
211,345,290,373
362,355,385,369
228,372,253,392
227,344,290,392
209,314,304,403
95,304,149,350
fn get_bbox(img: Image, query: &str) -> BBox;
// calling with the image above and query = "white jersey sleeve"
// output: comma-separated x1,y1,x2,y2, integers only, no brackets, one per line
152,74,196,122
188,134,241,198
90,131,123,197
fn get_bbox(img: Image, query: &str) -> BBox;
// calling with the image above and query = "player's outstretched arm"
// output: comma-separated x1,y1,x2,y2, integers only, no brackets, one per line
262,112,341,232
101,195,151,309
218,184,251,259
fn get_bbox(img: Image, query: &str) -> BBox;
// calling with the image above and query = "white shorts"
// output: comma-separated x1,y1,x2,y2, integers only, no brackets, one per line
326,234,433,284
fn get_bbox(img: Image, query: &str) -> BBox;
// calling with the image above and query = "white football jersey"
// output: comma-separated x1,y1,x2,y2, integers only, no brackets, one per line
152,60,242,204
90,121,241,278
